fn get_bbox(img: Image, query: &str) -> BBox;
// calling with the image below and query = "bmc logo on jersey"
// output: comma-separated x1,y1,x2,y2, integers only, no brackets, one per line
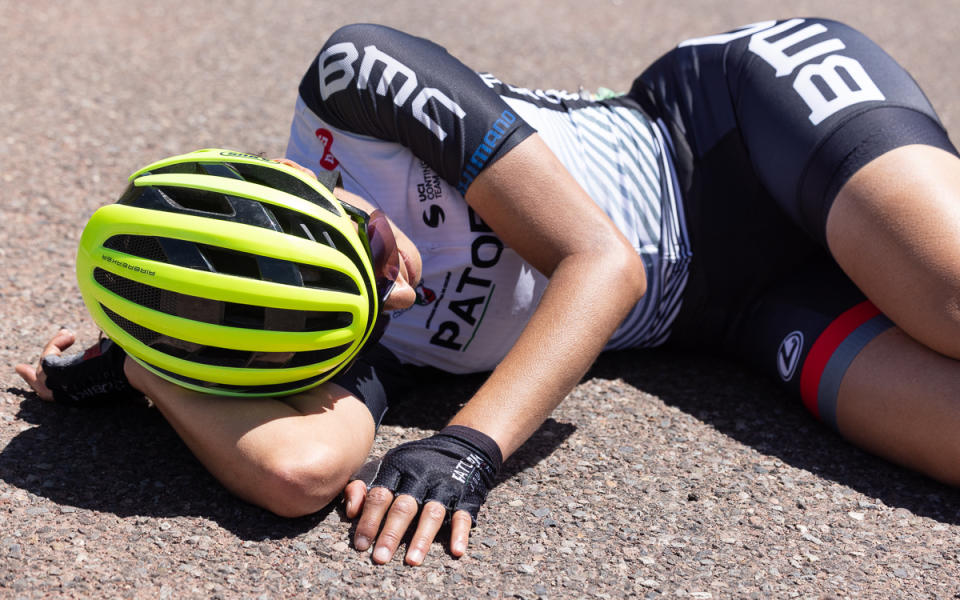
680,18,885,125
777,331,805,381
316,42,466,141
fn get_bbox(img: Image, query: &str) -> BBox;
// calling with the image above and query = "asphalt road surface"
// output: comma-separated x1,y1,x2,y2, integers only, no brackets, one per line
3,1,960,598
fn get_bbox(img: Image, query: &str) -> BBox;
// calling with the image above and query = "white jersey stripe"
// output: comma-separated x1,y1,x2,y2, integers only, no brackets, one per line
497,89,690,350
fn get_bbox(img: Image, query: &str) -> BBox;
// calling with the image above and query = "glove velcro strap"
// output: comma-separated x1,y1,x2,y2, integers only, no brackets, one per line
438,425,503,473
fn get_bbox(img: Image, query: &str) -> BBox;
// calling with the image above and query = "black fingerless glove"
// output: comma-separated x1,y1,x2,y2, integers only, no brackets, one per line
369,425,503,525
42,338,141,404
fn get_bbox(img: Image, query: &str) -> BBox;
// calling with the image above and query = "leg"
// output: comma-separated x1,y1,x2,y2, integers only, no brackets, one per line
827,145,960,359
824,146,960,484
638,18,960,484
126,359,375,517
836,326,960,485
730,261,960,486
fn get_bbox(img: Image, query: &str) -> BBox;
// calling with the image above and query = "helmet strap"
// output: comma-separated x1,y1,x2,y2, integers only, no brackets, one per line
315,168,342,193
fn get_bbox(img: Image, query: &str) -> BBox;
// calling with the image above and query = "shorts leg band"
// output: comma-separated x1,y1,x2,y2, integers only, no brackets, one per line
799,301,893,430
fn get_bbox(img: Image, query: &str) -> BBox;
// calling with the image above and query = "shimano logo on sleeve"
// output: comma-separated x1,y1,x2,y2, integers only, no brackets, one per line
456,110,517,194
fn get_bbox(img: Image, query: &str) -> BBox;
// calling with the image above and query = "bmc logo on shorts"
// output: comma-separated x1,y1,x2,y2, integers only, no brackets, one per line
680,18,885,125
777,331,805,381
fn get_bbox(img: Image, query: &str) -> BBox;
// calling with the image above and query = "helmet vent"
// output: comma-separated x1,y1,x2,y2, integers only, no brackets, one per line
100,303,351,370
262,203,351,251
101,304,161,346
297,262,360,294
226,161,339,215
144,159,338,215
196,244,262,279
104,235,168,263
93,267,352,332
284,346,351,368
304,312,353,330
94,267,173,314
157,186,235,216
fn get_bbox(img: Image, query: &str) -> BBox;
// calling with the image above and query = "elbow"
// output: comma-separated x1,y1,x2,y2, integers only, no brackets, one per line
253,445,350,518
607,244,647,304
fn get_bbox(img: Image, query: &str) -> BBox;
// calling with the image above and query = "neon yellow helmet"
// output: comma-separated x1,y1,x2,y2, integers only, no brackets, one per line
77,149,381,397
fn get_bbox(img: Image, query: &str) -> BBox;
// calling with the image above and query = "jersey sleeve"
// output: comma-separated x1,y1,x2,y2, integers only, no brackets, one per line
296,23,535,195
328,342,410,430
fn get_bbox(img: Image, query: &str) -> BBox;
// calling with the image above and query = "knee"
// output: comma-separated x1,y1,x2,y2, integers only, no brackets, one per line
255,445,351,518
910,292,960,360
868,286,960,362
939,296,960,359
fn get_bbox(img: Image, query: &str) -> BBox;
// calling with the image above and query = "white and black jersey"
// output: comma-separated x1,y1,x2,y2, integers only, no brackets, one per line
288,23,688,375
299,19,960,427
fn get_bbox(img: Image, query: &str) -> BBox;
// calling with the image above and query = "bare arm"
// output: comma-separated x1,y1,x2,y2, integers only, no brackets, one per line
449,133,647,457
349,133,647,564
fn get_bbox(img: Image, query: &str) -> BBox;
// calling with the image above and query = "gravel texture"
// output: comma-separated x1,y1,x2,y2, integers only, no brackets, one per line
3,1,960,598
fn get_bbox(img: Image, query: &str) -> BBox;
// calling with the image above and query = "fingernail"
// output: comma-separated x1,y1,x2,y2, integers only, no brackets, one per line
373,546,391,563
453,541,466,554
345,499,354,514
354,536,369,551
407,549,423,564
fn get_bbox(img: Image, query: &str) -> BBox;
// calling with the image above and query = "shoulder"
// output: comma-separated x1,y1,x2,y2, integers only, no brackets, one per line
295,23,535,196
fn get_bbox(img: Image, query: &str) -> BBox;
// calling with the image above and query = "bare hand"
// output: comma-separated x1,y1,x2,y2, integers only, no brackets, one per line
14,329,77,401
342,478,472,565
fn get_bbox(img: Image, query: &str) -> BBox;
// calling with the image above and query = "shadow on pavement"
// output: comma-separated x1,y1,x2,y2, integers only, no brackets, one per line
0,392,331,540
0,375,573,539
586,348,960,526
380,367,578,479
12,346,949,536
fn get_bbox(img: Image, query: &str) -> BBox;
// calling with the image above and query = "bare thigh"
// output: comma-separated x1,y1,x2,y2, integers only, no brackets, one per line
827,144,960,359
825,144,960,485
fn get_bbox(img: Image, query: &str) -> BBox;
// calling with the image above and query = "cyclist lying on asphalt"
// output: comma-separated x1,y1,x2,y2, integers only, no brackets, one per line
18,19,960,565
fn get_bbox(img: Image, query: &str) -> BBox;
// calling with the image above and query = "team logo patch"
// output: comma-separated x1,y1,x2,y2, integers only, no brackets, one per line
777,331,804,381
314,128,340,170
390,281,437,319
415,283,436,306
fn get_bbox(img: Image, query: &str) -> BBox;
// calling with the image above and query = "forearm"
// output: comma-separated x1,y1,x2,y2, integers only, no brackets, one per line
125,360,374,515
448,134,646,459
447,248,644,458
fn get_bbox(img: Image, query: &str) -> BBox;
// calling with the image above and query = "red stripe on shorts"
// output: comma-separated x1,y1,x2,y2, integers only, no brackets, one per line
799,301,881,419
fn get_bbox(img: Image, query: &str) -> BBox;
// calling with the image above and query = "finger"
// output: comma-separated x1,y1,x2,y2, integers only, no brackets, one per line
343,480,367,518
404,501,446,566
15,362,54,401
14,363,38,387
354,486,394,552
449,510,473,557
42,329,76,358
371,494,420,564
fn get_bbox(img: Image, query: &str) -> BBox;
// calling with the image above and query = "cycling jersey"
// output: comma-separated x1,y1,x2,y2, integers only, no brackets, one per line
287,23,688,374
290,20,957,428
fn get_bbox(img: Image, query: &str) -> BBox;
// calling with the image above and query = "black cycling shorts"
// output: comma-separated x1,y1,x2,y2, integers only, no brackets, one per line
632,17,955,246
630,18,957,427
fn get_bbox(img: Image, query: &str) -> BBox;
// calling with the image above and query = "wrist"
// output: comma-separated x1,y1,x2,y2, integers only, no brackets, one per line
438,425,504,472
